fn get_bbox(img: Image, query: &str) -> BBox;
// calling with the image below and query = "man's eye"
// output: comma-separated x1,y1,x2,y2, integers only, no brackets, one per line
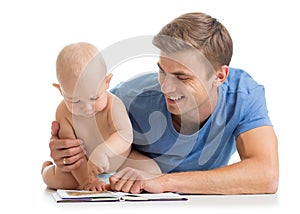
159,69,166,75
177,76,189,80
91,97,99,101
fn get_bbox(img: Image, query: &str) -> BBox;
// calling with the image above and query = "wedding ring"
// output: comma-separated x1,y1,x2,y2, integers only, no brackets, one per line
63,158,67,165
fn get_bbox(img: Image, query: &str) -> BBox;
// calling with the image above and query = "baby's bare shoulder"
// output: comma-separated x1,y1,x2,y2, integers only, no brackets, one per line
108,92,126,108
55,101,72,121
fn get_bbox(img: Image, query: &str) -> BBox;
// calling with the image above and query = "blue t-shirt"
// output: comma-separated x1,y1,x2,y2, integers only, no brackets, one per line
110,68,272,173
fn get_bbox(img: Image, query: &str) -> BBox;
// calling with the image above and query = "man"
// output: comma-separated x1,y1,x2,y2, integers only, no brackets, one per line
48,12,279,194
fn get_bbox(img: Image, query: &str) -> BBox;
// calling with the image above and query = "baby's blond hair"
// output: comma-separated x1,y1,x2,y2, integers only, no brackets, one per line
56,42,106,84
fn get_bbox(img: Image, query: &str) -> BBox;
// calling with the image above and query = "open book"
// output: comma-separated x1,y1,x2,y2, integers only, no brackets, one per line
53,189,188,202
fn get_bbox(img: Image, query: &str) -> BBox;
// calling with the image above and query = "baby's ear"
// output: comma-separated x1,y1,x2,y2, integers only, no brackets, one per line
105,73,113,88
52,83,62,95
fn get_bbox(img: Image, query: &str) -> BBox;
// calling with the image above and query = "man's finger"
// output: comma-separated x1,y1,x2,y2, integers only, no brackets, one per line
105,184,112,191
59,157,84,172
50,139,82,150
109,169,126,188
130,180,143,194
51,121,60,136
121,175,137,193
109,167,134,190
113,170,135,191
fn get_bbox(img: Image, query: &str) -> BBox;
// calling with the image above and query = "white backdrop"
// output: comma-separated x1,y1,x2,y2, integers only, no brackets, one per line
0,0,299,213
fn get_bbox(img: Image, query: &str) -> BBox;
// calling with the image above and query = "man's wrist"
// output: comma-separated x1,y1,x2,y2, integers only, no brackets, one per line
157,173,173,192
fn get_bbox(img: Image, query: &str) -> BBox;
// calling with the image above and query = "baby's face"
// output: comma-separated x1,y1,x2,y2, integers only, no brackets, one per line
60,59,109,118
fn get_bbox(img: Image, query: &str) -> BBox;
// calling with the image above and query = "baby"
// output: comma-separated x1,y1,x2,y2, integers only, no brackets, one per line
42,42,135,191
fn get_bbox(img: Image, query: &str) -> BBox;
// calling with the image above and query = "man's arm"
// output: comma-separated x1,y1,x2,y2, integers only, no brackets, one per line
110,126,279,194
145,126,279,194
50,121,86,171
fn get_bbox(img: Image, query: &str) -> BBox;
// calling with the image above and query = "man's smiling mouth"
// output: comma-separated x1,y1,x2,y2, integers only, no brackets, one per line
167,95,184,101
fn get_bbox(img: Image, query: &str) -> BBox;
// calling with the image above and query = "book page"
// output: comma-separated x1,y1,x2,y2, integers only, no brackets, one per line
122,192,185,199
55,189,188,202
56,189,119,199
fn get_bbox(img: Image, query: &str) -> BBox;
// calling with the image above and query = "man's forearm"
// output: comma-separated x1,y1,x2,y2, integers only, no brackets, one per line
160,159,278,194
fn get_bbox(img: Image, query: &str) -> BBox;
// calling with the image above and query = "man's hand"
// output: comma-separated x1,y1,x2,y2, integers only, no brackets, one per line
49,121,86,172
109,167,164,194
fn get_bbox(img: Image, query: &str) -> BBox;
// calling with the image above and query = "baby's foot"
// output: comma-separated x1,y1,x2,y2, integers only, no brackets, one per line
41,161,53,174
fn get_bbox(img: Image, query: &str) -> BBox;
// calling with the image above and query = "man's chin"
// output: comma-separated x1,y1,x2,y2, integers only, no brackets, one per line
166,104,180,115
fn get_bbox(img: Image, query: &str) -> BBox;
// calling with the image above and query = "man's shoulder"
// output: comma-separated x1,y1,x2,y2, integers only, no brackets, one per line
224,67,263,94
110,72,161,107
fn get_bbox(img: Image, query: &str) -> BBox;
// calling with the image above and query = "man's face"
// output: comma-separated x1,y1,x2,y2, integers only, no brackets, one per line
157,50,217,117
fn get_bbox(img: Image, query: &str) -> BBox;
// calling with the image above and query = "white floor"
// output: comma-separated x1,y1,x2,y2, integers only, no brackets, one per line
0,168,295,214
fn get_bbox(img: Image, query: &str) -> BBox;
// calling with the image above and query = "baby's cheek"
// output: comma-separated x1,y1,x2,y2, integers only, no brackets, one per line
95,100,107,112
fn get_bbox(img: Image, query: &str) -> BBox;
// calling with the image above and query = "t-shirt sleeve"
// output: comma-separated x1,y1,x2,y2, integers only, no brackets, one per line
233,85,272,137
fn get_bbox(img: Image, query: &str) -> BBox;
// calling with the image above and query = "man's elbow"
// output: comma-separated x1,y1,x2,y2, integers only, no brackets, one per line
262,168,279,194
267,176,279,194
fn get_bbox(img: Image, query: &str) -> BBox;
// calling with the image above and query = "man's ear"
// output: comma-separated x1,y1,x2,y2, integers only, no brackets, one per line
52,83,62,95
214,65,229,86
105,73,113,89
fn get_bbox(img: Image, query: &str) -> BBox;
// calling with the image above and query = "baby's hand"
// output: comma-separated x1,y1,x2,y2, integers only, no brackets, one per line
81,180,107,192
88,152,110,174
87,160,107,176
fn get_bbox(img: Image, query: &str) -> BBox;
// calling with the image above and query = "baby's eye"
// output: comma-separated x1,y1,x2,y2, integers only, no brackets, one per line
91,97,99,101
71,100,80,104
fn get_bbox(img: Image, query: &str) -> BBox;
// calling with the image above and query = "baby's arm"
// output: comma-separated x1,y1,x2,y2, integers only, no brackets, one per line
88,95,133,173
119,150,162,175
56,102,105,190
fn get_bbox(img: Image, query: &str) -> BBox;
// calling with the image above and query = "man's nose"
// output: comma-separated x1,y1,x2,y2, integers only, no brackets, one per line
161,75,177,94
